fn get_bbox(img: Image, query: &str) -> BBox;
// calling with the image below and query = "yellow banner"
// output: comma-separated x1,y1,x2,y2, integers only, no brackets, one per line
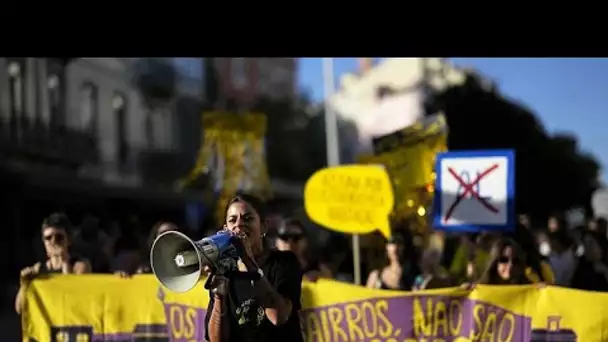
22,275,608,341
359,114,447,220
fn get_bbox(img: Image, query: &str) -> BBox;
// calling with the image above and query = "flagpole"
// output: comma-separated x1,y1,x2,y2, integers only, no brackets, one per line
323,57,362,285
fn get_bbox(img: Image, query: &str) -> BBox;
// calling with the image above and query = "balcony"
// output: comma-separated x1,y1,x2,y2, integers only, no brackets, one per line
0,115,99,170
136,148,192,186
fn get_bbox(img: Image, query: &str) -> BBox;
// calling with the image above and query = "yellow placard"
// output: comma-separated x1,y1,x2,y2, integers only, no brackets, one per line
22,275,608,342
304,165,395,238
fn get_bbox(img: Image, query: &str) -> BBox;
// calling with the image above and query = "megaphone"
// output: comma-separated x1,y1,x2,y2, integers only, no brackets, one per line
150,230,240,293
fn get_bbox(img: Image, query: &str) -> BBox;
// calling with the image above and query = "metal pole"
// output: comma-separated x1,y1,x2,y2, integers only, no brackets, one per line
322,58,362,285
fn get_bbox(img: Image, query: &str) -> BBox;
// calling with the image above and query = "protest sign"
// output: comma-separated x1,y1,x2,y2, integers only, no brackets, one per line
304,165,394,238
22,275,608,342
360,114,448,221
433,150,515,233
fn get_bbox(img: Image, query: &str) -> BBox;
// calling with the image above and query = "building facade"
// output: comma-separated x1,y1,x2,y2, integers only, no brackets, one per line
213,58,297,108
0,57,206,188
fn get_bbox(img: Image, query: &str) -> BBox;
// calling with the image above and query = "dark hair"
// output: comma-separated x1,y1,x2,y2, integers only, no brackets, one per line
146,221,179,252
548,214,568,230
384,229,420,290
224,193,267,222
42,212,72,233
508,223,545,281
582,230,608,263
278,218,306,237
479,237,529,285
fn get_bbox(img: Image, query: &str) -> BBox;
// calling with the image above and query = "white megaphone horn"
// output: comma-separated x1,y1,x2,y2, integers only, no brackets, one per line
150,230,239,293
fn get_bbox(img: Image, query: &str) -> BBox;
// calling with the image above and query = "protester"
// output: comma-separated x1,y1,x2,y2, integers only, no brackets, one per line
321,234,355,283
571,230,608,292
478,238,531,285
449,234,490,285
412,247,451,291
547,229,577,286
15,213,91,314
110,220,143,277
117,221,180,276
548,214,567,233
204,193,303,342
274,218,332,281
518,214,532,230
365,233,419,291
73,215,109,273
510,223,555,285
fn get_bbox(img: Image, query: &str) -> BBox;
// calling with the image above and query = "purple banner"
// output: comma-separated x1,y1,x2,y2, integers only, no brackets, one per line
301,295,532,342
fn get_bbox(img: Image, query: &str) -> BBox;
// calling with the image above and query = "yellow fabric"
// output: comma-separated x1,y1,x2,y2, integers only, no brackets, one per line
23,274,605,342
526,261,556,284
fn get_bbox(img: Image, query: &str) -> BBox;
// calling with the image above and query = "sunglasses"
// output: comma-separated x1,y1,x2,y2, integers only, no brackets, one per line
497,256,520,265
43,233,65,243
278,233,303,242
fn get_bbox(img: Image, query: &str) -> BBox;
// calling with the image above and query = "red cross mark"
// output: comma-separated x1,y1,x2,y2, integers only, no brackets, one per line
444,164,500,222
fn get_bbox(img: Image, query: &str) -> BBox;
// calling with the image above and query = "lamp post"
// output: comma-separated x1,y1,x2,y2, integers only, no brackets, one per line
322,58,362,285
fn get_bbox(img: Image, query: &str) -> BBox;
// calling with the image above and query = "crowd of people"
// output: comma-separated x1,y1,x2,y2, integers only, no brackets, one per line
15,200,608,318
359,213,608,292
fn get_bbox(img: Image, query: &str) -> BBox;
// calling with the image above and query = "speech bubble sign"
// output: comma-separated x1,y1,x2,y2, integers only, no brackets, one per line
304,165,395,238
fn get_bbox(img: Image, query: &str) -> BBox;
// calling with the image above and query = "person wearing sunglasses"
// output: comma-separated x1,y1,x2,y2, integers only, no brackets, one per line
15,213,91,314
275,218,332,281
478,238,530,285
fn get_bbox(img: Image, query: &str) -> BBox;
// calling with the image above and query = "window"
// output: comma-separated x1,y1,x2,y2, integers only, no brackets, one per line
80,82,98,133
172,58,203,80
113,93,128,164
231,58,247,90
7,60,24,122
46,61,65,128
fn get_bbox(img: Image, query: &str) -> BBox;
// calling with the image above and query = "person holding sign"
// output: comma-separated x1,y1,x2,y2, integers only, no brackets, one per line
15,213,91,314
204,194,303,342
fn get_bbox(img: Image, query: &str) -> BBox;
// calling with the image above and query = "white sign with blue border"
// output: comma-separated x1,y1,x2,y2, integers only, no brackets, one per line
432,149,515,232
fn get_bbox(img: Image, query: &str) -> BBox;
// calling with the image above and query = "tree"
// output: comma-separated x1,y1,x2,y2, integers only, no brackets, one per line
251,93,360,182
426,73,600,217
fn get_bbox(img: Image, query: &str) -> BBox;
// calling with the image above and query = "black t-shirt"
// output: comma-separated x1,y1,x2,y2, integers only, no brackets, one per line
204,250,304,342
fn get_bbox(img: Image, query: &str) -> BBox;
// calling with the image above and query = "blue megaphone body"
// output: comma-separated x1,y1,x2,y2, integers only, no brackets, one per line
150,230,241,293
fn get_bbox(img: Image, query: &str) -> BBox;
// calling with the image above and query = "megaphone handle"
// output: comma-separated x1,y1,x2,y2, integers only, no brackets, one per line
204,274,214,290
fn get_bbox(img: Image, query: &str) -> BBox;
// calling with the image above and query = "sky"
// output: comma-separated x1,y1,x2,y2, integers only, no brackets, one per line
298,58,608,181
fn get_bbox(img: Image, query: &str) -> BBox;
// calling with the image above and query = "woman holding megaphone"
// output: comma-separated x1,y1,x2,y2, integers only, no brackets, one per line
204,194,304,342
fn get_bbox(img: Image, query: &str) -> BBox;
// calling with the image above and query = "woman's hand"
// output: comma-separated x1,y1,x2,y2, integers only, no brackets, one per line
20,263,41,283
535,282,547,289
115,271,131,278
202,265,229,297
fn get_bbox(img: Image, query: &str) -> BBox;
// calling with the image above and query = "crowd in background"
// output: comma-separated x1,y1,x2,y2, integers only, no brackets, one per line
15,207,608,315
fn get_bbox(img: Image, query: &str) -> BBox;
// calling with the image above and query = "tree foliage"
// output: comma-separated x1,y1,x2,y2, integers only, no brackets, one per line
426,73,601,216
252,95,325,181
